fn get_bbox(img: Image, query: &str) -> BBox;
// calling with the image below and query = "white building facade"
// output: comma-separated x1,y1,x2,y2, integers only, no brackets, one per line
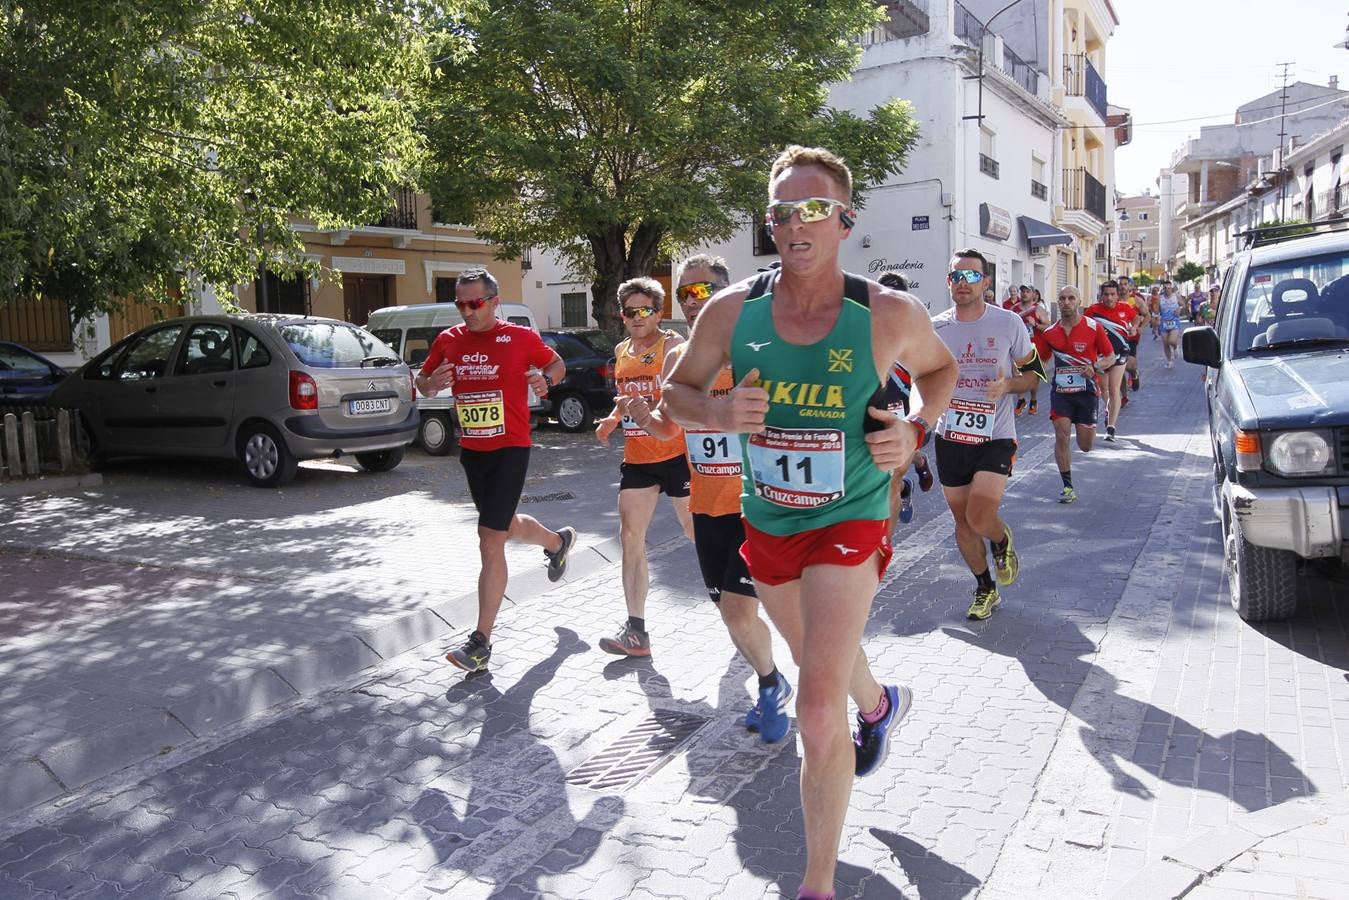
523,0,1127,326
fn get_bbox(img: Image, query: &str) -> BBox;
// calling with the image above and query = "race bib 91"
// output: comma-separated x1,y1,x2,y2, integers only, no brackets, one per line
456,390,506,437
1054,366,1090,393
746,426,844,509
685,429,741,478
942,397,995,444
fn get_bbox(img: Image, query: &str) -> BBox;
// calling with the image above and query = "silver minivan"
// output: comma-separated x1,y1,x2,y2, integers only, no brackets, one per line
50,314,418,486
366,302,543,455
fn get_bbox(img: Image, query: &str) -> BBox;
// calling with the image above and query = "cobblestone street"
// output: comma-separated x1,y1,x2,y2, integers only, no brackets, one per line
3,345,1348,899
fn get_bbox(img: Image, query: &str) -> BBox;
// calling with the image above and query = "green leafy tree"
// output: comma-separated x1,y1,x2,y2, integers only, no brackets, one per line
424,0,919,334
1,0,428,321
1134,272,1155,287
1173,262,1206,285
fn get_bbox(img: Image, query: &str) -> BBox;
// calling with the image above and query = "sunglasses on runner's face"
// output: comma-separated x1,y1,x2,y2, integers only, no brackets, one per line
676,281,715,304
622,305,659,319
947,269,985,284
454,295,497,311
766,197,847,226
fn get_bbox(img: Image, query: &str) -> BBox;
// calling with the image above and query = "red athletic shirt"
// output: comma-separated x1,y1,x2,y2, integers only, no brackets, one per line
1034,316,1116,396
1085,301,1140,346
420,321,553,451
1004,298,1045,332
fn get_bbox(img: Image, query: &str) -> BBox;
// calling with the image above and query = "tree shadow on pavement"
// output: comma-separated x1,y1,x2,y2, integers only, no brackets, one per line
943,618,1314,812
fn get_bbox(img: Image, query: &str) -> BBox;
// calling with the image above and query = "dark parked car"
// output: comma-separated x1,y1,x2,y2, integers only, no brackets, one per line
50,314,417,487
0,342,68,404
1183,220,1349,621
539,329,616,432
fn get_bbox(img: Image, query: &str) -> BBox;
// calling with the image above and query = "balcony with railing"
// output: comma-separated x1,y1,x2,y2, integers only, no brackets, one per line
372,187,418,230
859,0,930,46
1062,167,1107,223
1063,53,1108,122
1031,179,1048,200
979,154,1000,179
953,1,1039,97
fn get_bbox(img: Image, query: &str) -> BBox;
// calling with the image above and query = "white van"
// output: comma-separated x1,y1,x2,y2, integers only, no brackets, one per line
366,302,542,455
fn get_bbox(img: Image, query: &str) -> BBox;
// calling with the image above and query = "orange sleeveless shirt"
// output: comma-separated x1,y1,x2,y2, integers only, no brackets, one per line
683,363,744,517
615,331,686,465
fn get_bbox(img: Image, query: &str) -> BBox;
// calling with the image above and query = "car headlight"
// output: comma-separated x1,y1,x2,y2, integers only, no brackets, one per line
1265,430,1333,476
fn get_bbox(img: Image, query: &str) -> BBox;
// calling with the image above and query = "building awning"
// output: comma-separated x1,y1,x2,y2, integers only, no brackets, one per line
1020,216,1074,248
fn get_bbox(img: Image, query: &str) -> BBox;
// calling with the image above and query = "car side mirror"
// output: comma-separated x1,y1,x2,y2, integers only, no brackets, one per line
1182,325,1221,368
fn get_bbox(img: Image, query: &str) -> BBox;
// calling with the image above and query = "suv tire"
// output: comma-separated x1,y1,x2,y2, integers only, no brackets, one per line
554,391,594,433
1225,500,1298,621
418,411,456,456
356,446,405,472
240,423,298,488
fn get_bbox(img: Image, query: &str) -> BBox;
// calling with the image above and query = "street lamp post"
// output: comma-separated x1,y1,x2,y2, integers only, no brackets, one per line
962,0,1033,125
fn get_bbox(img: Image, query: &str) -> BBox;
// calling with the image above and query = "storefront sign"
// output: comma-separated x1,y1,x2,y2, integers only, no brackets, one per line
979,203,1012,241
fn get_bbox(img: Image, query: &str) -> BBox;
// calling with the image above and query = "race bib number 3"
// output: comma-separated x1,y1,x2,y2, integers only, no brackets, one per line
746,427,844,509
457,390,506,437
942,397,995,445
1054,366,1090,394
685,429,741,478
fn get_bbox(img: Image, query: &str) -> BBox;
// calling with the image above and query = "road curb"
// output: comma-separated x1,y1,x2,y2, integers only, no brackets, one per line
0,473,103,497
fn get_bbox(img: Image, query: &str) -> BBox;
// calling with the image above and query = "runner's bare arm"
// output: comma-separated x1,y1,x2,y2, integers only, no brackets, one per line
663,289,767,433
867,285,958,470
528,349,566,399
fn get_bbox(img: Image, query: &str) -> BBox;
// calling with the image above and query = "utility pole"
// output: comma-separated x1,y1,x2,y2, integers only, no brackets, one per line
1275,61,1294,222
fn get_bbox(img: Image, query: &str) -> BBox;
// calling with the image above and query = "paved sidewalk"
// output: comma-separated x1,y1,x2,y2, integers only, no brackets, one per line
1,343,1346,898
0,433,680,820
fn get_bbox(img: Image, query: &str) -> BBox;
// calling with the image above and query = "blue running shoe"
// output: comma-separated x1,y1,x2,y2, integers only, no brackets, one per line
744,699,762,732
854,684,912,777
899,477,914,524
757,673,793,743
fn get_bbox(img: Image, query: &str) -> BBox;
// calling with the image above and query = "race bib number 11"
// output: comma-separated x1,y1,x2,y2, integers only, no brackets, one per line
746,426,845,509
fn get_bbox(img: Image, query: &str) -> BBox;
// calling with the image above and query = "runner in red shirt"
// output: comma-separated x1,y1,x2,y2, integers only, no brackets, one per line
1003,285,1049,415
416,267,575,674
1083,280,1138,442
1035,285,1117,503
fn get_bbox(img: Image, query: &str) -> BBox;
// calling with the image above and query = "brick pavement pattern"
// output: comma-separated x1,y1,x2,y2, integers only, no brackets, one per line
1,344,1347,898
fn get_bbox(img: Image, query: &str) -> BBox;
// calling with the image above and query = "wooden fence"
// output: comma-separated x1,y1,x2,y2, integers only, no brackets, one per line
0,405,87,480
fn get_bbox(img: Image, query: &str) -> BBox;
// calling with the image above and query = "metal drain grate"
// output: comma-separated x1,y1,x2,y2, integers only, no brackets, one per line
565,709,709,791
520,491,576,504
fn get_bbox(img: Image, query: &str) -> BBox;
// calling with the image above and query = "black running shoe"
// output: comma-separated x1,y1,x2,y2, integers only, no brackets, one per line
446,630,491,673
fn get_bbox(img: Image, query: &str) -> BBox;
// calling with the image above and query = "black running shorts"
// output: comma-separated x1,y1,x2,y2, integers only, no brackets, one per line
619,455,691,497
460,445,530,531
692,512,756,603
1050,391,1098,427
935,436,1017,488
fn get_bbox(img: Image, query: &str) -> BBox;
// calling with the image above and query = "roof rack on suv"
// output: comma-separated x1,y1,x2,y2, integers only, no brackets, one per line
1238,216,1349,249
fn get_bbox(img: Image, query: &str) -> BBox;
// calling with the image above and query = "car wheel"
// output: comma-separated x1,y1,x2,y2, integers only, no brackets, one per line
77,415,104,470
554,391,593,433
1224,500,1299,622
356,446,405,472
239,423,298,488
418,412,456,456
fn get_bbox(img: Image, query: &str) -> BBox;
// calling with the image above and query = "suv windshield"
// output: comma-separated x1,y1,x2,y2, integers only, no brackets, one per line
279,322,398,368
1235,250,1349,353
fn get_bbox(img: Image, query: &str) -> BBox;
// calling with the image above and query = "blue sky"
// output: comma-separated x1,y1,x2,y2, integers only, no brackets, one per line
1109,0,1348,195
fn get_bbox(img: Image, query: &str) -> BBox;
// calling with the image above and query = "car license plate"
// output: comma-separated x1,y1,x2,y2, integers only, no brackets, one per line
350,398,392,415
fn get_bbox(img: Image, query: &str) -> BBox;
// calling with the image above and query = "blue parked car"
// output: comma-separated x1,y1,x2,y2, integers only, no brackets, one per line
0,342,68,404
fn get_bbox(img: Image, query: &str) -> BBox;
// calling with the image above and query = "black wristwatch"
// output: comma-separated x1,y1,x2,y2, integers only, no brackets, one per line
905,415,932,448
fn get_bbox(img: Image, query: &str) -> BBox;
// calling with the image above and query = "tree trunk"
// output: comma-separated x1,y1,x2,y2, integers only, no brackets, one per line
587,220,668,340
